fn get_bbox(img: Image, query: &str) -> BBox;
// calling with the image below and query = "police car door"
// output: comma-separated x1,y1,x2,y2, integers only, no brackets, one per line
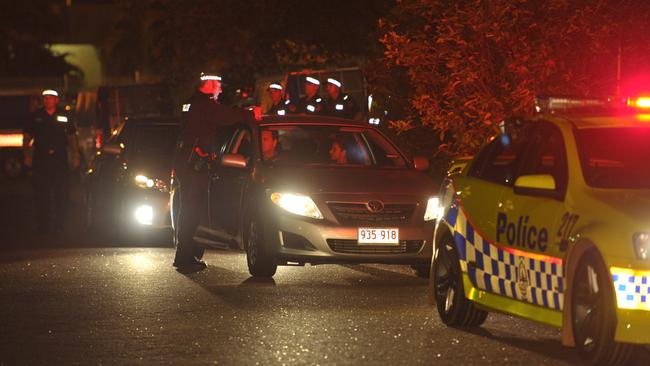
452,132,528,247
497,121,569,310
209,127,253,236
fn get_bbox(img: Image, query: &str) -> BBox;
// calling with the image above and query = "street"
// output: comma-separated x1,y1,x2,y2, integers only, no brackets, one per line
1,176,648,365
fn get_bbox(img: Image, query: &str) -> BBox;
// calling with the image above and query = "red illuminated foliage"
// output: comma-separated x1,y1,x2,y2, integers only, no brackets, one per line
378,0,647,157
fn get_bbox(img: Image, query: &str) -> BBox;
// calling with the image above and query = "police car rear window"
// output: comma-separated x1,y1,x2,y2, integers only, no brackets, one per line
576,127,650,189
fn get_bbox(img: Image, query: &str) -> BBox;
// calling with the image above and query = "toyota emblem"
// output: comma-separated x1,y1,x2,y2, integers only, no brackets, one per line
366,200,385,213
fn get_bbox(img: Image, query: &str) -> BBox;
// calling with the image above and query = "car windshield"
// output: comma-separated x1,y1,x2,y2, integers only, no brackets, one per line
259,125,407,168
575,126,650,189
131,125,179,158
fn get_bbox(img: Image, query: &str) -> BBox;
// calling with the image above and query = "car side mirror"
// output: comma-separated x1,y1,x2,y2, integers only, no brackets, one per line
102,143,121,155
413,156,429,171
221,153,248,168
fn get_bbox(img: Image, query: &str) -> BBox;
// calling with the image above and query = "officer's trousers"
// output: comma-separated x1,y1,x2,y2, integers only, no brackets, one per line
173,170,208,264
32,165,67,231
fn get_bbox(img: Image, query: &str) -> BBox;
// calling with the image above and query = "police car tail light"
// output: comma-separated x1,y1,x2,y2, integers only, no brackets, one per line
270,192,323,220
633,232,650,260
423,197,443,221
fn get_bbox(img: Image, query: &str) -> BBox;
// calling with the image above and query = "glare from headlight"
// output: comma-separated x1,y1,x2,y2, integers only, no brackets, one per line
424,197,443,221
134,205,153,225
270,192,323,219
135,174,148,184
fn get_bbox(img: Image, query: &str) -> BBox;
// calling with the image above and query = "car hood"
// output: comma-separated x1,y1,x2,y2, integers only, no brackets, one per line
587,189,650,224
128,155,173,181
261,166,438,196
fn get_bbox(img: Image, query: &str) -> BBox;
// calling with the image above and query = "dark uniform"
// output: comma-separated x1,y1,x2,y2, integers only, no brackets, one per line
173,92,252,266
265,101,283,115
324,93,360,119
288,95,326,115
24,108,75,231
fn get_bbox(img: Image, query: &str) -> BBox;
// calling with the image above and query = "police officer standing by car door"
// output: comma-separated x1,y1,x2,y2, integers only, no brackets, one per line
324,78,360,120
173,72,253,271
23,89,80,233
264,82,286,115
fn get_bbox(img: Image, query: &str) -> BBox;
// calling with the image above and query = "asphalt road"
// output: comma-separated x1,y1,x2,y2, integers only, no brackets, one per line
1,176,648,365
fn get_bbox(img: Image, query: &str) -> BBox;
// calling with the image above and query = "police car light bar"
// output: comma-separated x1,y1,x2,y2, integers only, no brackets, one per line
627,97,650,109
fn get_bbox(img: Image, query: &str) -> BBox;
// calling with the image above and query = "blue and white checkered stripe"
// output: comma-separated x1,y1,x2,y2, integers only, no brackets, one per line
445,200,565,311
611,270,650,311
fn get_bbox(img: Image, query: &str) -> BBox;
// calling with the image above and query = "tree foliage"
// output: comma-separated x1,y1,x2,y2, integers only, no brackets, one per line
378,0,641,157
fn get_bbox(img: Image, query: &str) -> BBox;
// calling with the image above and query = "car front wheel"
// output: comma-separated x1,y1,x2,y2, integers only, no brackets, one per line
245,215,277,278
571,250,635,365
432,236,487,327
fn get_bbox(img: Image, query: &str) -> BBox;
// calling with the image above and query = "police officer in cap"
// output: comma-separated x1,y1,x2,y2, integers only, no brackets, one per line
173,72,253,271
288,76,325,115
264,82,285,115
324,78,360,119
23,89,80,233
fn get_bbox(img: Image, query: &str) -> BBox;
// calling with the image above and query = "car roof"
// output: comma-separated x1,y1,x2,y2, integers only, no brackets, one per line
540,113,650,129
257,114,367,128
124,116,180,126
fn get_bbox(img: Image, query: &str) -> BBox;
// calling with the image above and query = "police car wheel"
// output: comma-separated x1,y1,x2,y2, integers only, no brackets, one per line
571,250,635,365
433,236,487,327
245,216,277,278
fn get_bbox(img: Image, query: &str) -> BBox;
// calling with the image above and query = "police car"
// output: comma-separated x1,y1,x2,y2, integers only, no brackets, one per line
431,97,650,364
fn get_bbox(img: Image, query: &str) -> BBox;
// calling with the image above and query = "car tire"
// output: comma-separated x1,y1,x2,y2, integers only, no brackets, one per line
245,215,277,278
571,250,636,365
432,236,487,327
412,264,431,279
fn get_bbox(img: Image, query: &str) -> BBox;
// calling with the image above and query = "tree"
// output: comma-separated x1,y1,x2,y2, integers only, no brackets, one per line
379,0,627,158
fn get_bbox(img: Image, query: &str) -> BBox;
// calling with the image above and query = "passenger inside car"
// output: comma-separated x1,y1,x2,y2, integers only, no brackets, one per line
261,129,279,160
329,137,348,164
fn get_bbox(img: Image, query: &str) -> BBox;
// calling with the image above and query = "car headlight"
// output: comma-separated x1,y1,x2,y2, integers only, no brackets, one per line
134,174,169,192
633,232,650,260
270,192,323,220
424,197,443,221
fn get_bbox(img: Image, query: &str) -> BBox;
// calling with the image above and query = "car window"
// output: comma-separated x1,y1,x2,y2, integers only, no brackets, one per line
259,125,407,167
229,129,252,158
517,122,568,194
575,126,650,189
130,125,179,158
469,133,527,186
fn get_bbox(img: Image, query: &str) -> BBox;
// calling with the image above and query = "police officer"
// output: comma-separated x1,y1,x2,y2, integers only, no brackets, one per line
264,82,285,115
288,76,325,115
23,89,80,233
173,72,253,271
324,78,360,119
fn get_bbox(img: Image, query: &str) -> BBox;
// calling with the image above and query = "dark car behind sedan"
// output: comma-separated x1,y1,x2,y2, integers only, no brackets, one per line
185,115,440,277
85,116,179,238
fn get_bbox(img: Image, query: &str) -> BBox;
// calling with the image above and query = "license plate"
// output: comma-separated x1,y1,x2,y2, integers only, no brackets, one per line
357,227,399,245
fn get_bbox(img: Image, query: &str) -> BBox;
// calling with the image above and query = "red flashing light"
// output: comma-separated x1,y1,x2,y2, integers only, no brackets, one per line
627,97,650,109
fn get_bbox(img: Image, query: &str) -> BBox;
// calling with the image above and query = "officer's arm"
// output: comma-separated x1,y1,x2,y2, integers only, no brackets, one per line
22,132,33,167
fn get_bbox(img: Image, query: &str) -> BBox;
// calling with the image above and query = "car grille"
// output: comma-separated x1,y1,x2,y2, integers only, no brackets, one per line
327,202,416,224
326,239,424,254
